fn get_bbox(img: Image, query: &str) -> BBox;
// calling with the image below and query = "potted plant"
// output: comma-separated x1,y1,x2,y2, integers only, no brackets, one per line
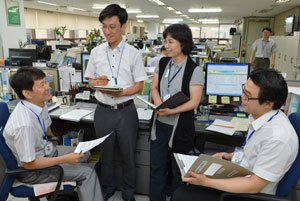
54,26,68,40
85,28,104,53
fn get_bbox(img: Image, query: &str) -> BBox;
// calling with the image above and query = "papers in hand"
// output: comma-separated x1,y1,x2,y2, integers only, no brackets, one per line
59,109,93,122
74,132,112,154
136,91,189,110
174,153,252,178
206,119,237,135
92,86,123,92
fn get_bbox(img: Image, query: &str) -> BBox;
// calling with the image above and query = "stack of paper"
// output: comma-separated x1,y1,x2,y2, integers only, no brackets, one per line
206,119,237,135
74,132,112,153
59,109,93,122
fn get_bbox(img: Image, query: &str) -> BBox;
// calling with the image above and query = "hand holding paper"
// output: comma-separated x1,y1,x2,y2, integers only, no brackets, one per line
74,132,112,154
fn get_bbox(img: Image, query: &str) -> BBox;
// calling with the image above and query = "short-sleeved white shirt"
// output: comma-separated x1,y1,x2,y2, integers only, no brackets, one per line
251,38,277,58
4,101,52,166
84,40,147,105
240,110,298,195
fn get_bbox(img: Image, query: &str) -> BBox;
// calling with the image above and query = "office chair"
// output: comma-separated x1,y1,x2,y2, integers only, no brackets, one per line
220,112,300,201
0,102,75,201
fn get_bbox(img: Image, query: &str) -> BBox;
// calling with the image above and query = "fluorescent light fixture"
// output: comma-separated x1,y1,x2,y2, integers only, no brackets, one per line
152,0,166,6
181,14,187,17
164,18,183,21
37,1,59,6
136,15,159,18
92,4,126,9
275,0,290,3
127,9,142,13
167,7,175,11
202,21,219,24
175,11,182,15
162,20,179,24
189,8,222,13
67,7,86,11
137,20,144,23
199,19,219,22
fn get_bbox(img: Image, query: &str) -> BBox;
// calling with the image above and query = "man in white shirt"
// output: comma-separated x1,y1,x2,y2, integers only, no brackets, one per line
173,68,298,201
250,27,277,70
84,4,147,201
4,67,104,201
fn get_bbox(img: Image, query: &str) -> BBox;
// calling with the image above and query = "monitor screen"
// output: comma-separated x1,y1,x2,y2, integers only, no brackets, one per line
81,52,90,83
195,44,206,49
205,63,250,97
36,45,52,61
9,48,37,67
285,15,294,34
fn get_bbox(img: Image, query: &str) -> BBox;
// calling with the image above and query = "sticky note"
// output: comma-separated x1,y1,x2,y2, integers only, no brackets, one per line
233,97,240,102
208,95,217,104
221,96,230,104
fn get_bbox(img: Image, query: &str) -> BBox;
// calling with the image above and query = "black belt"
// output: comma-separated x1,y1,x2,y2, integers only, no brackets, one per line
256,57,269,60
97,99,133,109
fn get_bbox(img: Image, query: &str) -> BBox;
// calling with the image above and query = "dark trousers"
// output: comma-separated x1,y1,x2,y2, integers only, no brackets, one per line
150,121,183,201
94,102,138,200
253,57,270,70
173,185,257,201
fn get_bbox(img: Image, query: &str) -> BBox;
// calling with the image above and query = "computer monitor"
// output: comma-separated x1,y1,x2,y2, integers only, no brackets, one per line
205,63,250,98
81,52,90,83
56,45,72,51
195,44,206,50
9,48,38,67
36,45,52,61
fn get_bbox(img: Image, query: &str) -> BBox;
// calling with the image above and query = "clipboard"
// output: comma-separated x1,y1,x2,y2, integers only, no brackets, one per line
92,86,123,92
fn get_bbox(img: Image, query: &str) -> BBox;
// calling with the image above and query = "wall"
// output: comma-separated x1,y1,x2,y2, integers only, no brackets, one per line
0,0,27,59
274,7,300,35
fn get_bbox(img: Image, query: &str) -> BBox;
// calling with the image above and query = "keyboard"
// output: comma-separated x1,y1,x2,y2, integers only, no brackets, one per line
208,115,233,121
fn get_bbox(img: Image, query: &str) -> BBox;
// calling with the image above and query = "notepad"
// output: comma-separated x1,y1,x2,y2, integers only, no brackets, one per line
59,109,93,122
206,119,237,135
92,86,123,91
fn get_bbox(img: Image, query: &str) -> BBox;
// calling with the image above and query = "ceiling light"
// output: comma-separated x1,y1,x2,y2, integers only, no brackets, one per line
136,15,159,18
202,21,219,24
127,9,142,13
164,18,183,21
151,0,166,6
162,20,179,24
189,8,222,13
181,14,187,17
167,7,175,11
275,0,290,3
137,20,144,23
175,11,182,15
67,7,86,11
199,19,219,22
37,1,59,6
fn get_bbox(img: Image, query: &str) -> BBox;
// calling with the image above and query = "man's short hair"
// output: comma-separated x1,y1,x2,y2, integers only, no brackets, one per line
262,27,272,33
9,67,45,100
250,68,287,109
98,4,128,26
163,24,194,55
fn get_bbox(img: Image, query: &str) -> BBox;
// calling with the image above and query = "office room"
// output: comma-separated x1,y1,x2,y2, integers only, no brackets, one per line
1,0,300,201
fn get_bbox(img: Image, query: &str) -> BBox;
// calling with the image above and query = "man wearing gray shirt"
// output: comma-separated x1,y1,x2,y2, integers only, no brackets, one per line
250,27,277,70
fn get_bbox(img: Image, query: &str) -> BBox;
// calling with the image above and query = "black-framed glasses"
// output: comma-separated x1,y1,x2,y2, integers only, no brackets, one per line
242,84,260,101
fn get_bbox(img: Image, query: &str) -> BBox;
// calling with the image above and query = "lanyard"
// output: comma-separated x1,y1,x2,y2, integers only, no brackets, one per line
167,62,183,89
21,101,48,141
106,43,125,86
242,110,279,148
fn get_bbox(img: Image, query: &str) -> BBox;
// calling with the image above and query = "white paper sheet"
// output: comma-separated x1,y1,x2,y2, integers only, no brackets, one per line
59,109,93,122
74,132,112,154
176,153,198,174
206,119,237,135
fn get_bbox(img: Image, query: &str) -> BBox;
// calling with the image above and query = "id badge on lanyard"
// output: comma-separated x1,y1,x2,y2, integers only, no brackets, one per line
231,147,245,165
44,140,54,157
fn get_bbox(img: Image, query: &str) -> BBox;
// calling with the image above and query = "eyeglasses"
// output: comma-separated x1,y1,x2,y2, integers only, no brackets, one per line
242,84,260,101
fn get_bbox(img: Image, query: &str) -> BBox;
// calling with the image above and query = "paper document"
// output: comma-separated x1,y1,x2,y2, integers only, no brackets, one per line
58,67,76,92
74,132,112,153
137,108,153,120
59,109,93,122
92,86,123,91
33,182,63,196
206,119,237,135
230,117,249,131
174,153,252,179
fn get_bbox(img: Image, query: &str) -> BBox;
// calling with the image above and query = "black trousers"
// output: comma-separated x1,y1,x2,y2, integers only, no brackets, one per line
94,102,138,200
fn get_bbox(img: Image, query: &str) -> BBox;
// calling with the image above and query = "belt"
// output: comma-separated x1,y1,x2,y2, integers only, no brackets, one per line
97,99,133,110
256,57,269,60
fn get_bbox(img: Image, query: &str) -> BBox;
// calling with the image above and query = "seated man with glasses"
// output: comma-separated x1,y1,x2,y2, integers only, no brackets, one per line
173,68,299,201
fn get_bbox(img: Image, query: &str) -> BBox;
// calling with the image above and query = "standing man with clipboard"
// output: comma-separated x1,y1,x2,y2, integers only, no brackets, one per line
84,4,147,201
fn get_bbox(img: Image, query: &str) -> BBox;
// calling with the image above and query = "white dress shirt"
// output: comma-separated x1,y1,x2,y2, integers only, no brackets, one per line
251,38,277,58
84,40,147,105
240,110,298,195
4,101,52,166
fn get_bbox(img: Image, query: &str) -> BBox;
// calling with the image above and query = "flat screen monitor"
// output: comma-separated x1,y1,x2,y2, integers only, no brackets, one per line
205,63,250,97
285,15,295,34
9,48,37,67
195,44,206,49
36,45,52,61
81,52,90,83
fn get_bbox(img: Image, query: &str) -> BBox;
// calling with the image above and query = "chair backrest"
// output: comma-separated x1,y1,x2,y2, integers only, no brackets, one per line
0,102,18,201
276,112,300,197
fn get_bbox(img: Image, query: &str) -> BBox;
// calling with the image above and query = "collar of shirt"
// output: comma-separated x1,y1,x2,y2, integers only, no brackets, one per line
170,56,187,69
248,110,279,131
261,38,270,42
22,100,45,116
106,39,125,53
